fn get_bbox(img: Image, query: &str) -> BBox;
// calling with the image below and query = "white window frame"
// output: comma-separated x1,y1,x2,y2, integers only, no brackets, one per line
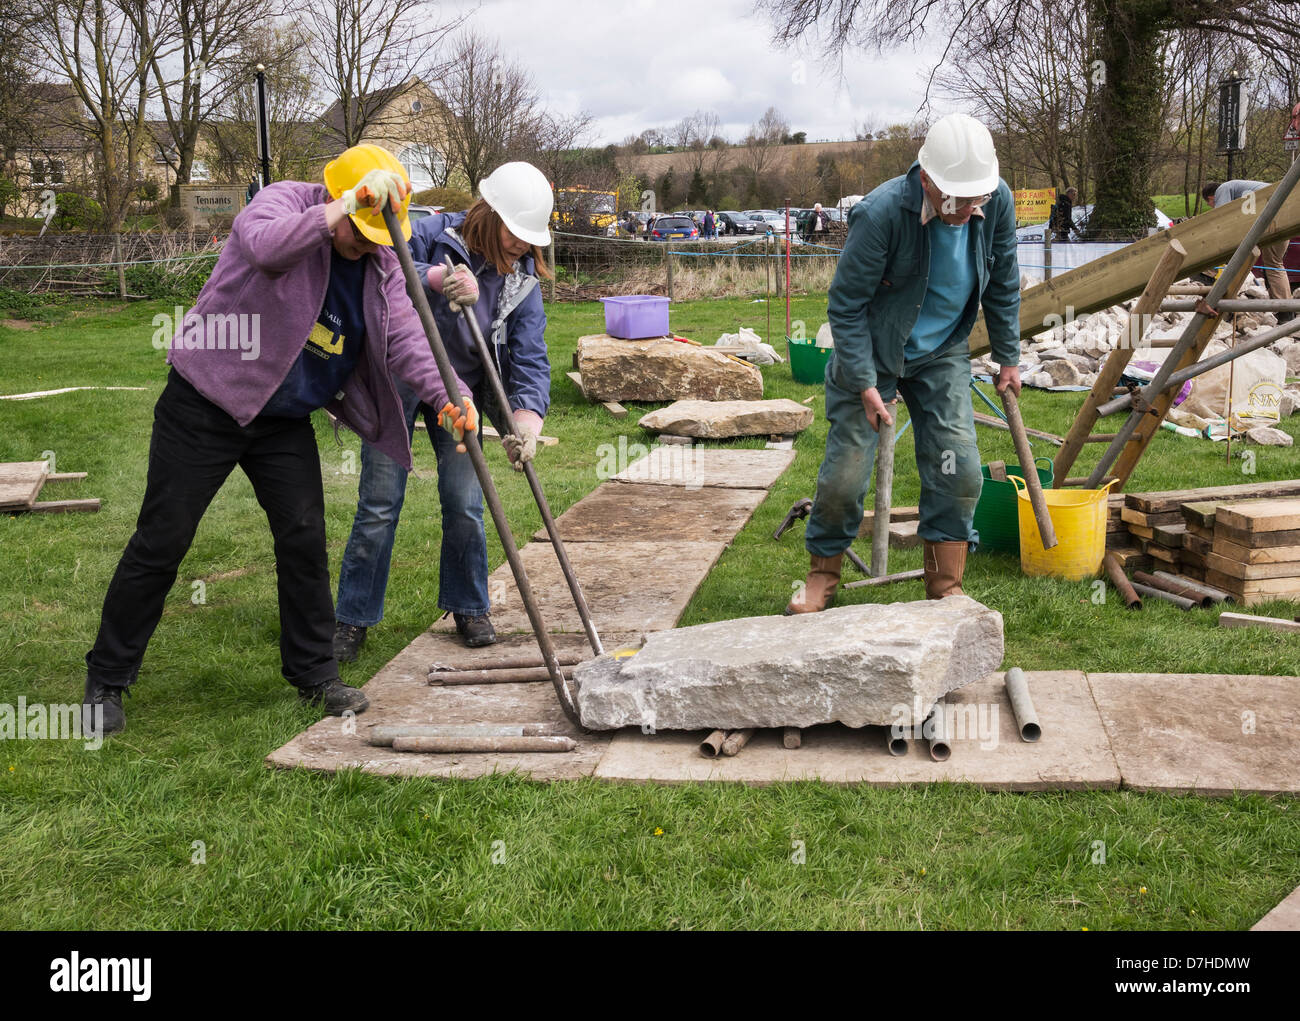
399,144,445,192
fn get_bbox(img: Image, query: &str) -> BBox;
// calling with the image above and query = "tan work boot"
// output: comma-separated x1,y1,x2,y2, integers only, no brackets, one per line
784,553,844,615
923,540,967,599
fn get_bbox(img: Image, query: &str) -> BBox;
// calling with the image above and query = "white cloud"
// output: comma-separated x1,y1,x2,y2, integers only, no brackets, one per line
445,0,942,144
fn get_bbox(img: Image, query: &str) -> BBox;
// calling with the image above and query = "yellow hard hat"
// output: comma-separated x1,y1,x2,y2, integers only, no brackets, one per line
323,143,412,245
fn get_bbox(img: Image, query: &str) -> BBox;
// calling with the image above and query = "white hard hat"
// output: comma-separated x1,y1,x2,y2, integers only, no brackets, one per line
479,162,553,247
918,114,1000,196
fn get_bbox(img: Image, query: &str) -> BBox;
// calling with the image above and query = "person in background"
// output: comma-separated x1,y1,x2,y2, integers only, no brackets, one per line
787,114,1021,613
81,144,471,734
333,162,554,658
1202,180,1296,322
702,209,716,239
1050,187,1077,242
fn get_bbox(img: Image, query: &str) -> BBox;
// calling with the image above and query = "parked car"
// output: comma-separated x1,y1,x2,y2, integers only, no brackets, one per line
746,209,792,234
1016,203,1172,242
717,211,759,236
407,204,442,222
649,215,699,241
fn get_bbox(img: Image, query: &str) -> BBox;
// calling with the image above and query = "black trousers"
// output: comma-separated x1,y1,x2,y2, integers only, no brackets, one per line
85,369,337,690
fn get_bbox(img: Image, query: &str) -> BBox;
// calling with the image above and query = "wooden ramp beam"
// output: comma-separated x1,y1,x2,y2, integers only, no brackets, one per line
969,179,1300,356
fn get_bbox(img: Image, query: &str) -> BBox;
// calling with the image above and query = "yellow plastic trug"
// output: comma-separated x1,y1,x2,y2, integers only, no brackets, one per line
1011,476,1119,581
323,143,412,245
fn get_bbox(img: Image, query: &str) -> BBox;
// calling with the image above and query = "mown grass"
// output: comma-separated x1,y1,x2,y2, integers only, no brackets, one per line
1,293,1298,931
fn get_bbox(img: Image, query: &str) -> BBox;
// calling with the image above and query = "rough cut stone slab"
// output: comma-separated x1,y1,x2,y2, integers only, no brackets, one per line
593,671,1119,790
575,596,1004,731
1087,672,1300,795
532,483,764,544
576,334,763,402
638,399,813,439
610,447,796,489
1252,885,1300,931
428,539,730,635
265,631,630,780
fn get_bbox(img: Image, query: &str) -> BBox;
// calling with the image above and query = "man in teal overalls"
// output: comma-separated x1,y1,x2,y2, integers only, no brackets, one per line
787,114,1022,613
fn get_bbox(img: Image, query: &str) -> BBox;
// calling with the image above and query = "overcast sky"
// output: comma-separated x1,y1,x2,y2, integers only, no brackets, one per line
445,0,947,144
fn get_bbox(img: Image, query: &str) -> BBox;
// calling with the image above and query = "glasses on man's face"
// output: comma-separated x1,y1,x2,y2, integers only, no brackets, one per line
940,192,992,210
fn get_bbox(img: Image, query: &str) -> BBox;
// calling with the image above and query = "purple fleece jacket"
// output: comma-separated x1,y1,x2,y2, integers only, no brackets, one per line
167,180,462,469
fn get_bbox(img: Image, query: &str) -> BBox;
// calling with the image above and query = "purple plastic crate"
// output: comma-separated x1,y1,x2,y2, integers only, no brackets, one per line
601,295,670,339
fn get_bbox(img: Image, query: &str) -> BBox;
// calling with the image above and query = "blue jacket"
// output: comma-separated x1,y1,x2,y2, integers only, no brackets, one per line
827,161,1021,393
407,212,551,418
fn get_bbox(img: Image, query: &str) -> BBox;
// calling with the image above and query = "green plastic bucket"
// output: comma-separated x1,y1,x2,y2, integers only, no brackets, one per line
974,458,1054,554
787,338,832,384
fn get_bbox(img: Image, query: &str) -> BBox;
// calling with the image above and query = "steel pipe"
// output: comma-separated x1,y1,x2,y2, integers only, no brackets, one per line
429,653,589,673
1096,315,1300,416
783,727,802,750
389,735,578,753
886,729,909,757
926,702,952,762
1004,667,1042,742
720,729,755,757
1133,570,1213,607
381,204,579,723
842,568,925,590
1102,552,1143,609
368,723,560,746
1151,571,1234,605
441,256,603,657
699,729,727,757
427,666,577,686
1130,581,1197,610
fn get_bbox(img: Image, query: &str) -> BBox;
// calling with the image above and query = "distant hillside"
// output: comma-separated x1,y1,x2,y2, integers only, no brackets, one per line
619,139,873,180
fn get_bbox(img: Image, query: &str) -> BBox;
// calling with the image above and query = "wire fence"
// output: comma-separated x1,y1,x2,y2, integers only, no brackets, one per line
0,231,225,296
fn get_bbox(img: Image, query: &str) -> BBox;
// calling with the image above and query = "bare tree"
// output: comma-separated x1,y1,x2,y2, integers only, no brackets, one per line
757,0,1300,235
207,24,330,186
147,0,290,205
738,105,788,198
27,0,178,231
434,31,545,193
296,0,460,147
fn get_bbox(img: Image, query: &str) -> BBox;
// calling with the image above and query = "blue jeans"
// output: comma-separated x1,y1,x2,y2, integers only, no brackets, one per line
335,383,495,625
804,340,983,556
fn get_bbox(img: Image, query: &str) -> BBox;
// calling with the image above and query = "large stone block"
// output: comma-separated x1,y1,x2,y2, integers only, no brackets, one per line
575,596,1004,731
577,334,763,402
638,399,814,438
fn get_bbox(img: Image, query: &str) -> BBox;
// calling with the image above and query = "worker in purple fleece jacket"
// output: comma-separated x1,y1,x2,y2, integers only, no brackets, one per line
81,144,476,736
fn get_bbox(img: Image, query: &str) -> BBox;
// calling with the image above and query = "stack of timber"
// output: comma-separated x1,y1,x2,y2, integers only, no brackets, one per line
0,461,100,514
1203,499,1300,605
1105,480,1300,579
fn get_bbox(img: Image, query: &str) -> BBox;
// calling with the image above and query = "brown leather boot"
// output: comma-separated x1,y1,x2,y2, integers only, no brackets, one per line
784,553,844,614
923,540,967,599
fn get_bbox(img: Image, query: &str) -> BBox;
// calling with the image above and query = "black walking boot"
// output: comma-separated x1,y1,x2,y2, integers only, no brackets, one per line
332,622,367,663
82,678,127,735
453,612,496,648
298,679,369,715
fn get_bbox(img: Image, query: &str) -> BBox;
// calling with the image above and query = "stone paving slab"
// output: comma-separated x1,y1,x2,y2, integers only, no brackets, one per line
610,447,796,489
265,631,638,780
1252,885,1300,931
532,483,765,544
1087,672,1300,795
427,539,731,635
593,671,1120,790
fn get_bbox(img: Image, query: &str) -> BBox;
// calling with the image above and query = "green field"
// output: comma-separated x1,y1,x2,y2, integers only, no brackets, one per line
1,295,1298,930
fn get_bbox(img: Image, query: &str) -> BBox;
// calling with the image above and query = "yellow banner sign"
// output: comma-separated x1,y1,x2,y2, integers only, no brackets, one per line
1014,188,1056,224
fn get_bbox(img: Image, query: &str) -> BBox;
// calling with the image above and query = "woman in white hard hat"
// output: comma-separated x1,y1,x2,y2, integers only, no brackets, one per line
333,161,555,655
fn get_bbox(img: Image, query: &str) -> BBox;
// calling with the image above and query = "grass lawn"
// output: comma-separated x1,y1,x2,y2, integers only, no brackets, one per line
1,292,1298,931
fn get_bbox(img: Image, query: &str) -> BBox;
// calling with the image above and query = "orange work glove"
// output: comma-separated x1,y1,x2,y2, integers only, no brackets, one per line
437,397,479,451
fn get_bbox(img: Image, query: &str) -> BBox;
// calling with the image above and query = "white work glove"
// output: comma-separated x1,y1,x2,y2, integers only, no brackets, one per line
503,409,543,471
442,265,479,313
341,169,410,215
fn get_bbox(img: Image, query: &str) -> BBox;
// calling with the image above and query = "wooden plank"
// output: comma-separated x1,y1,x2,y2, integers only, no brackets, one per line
1152,522,1187,548
1211,537,1300,565
1147,544,1180,565
1181,501,1221,529
1206,569,1300,596
1216,499,1300,535
1184,532,1213,556
1121,507,1183,527
857,505,921,537
566,370,586,396
46,472,87,482
1218,612,1300,634
1214,522,1300,549
1127,524,1155,540
601,401,628,419
968,178,1300,355
26,498,100,514
1106,546,1151,571
1125,479,1300,514
0,461,49,510
1205,552,1300,581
